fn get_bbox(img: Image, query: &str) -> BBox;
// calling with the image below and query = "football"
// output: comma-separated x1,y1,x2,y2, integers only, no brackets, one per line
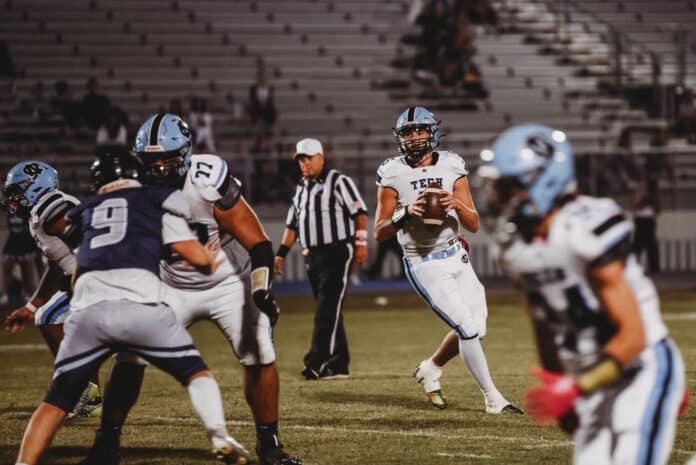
422,182,446,226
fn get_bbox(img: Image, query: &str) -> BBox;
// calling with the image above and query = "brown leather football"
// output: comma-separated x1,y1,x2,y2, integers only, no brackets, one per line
422,182,446,226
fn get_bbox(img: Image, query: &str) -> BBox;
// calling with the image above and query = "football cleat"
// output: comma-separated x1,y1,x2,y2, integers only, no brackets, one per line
414,359,447,409
484,395,524,415
211,431,252,465
67,382,103,419
79,431,120,465
257,446,303,465
426,390,448,410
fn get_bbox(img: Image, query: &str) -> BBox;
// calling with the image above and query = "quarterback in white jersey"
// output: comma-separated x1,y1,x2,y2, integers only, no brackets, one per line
482,123,686,465
82,114,301,465
374,106,521,414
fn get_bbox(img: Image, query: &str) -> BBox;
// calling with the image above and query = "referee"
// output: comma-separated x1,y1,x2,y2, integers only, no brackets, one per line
274,138,368,380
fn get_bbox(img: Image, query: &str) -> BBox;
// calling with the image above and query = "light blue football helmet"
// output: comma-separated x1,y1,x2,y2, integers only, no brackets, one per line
3,160,59,217
133,113,192,187
393,106,441,161
482,123,576,220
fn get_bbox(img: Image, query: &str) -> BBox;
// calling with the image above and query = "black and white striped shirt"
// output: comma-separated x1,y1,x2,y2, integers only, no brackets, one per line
285,168,367,249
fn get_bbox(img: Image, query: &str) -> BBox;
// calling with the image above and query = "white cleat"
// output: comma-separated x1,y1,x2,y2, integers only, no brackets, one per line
211,431,252,465
414,359,447,409
484,393,524,415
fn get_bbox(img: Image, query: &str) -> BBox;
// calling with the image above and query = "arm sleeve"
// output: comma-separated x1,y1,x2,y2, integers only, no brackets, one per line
215,175,242,210
337,175,368,217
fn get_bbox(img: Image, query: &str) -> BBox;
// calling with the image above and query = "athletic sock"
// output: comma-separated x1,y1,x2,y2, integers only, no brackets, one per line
256,421,281,451
187,376,226,433
458,337,497,394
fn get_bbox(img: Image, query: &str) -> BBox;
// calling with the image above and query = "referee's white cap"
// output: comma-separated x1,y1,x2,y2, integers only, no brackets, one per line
293,138,323,158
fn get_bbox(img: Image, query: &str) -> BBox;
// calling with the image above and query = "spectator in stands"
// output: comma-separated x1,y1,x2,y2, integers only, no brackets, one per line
168,97,184,117
80,77,111,130
188,96,216,152
0,40,14,78
247,68,277,134
96,107,128,155
24,80,50,123
633,178,660,274
455,0,499,28
49,80,81,129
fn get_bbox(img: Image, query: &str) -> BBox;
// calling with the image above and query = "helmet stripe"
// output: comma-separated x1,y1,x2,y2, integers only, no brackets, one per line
407,106,416,122
149,113,166,146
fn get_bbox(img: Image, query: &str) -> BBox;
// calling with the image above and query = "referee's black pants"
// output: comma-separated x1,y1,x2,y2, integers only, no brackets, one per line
303,242,354,376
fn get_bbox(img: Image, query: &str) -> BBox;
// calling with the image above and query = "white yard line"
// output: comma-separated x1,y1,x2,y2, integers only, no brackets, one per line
663,312,696,321
2,411,693,456
436,452,493,459
0,344,47,352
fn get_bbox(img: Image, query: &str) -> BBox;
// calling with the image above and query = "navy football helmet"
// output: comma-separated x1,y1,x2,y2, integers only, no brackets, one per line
90,153,143,192
3,160,59,217
133,113,192,187
393,106,441,161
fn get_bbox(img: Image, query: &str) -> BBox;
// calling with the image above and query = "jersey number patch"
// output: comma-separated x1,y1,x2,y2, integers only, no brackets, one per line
90,198,128,248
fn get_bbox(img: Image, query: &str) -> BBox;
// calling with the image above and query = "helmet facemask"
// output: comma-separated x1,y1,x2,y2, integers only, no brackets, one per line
394,122,439,162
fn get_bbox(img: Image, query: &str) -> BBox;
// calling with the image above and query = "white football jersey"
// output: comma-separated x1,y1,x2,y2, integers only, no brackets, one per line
498,196,667,374
159,154,245,289
29,189,79,275
377,151,468,256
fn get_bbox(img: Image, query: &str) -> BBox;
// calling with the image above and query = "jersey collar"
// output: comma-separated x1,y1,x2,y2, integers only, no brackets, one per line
98,179,142,194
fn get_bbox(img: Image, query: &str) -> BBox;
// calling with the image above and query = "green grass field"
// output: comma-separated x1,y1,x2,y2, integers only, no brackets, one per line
1,290,695,465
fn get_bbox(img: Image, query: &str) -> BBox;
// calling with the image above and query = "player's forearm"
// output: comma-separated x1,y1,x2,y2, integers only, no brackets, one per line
598,281,646,365
454,201,479,232
374,218,398,242
276,229,297,257
170,240,215,274
591,261,646,365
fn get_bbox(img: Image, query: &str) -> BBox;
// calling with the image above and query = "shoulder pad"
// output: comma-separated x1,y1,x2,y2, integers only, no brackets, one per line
558,197,632,263
33,190,80,229
376,157,401,188
439,151,468,176
188,154,229,202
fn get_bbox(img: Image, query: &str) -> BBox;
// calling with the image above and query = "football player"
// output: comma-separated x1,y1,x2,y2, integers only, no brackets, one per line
82,114,300,465
3,160,102,418
480,123,686,464
373,106,522,414
14,152,250,465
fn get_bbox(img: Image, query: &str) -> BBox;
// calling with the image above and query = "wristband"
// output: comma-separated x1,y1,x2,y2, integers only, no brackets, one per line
391,205,410,230
276,244,290,258
25,302,38,313
355,229,368,241
576,354,621,394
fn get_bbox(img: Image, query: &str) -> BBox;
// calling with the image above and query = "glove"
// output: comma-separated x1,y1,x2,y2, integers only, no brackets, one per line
253,289,279,327
679,388,690,416
525,367,580,425
558,408,579,435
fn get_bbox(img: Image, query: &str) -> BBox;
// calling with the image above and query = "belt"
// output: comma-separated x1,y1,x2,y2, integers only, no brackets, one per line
419,242,461,262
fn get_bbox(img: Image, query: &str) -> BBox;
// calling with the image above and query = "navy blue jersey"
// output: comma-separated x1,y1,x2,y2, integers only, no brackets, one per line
68,186,180,276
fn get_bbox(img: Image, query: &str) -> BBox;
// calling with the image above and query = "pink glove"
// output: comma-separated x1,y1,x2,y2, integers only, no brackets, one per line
525,367,580,425
679,388,690,416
